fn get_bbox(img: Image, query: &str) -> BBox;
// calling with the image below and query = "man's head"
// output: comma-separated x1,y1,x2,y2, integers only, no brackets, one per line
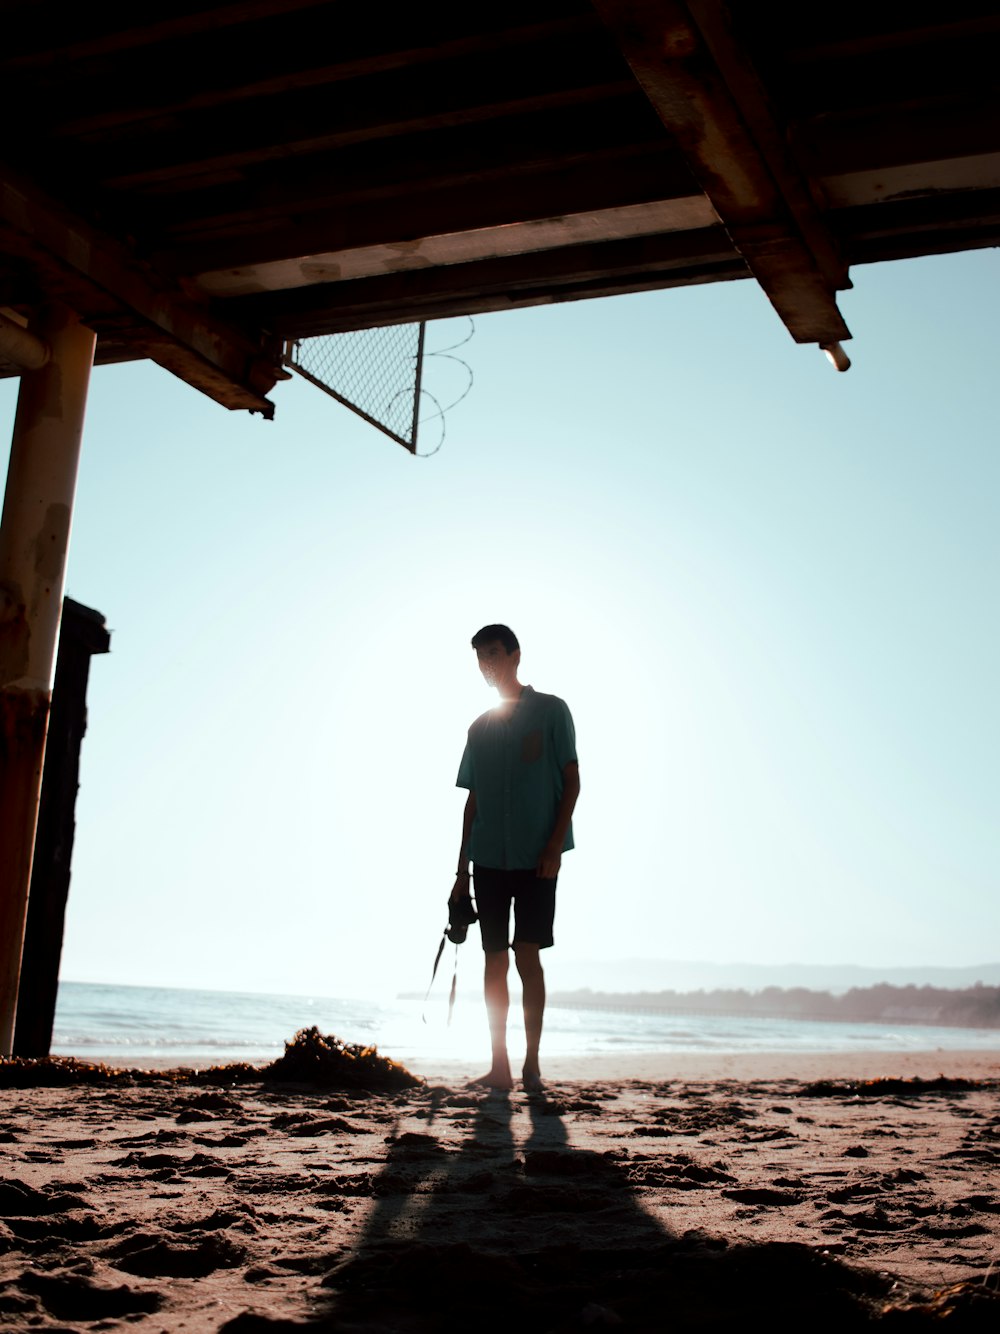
471,624,521,692
472,624,519,655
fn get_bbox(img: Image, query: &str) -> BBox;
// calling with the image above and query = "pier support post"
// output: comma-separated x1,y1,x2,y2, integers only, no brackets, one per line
13,599,110,1058
0,304,95,1055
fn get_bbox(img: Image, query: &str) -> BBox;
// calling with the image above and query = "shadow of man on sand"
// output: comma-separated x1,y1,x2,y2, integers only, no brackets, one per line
283,1084,908,1333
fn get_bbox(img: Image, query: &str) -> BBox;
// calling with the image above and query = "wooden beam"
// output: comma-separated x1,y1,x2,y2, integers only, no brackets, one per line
140,95,675,232
94,81,642,197
236,225,745,336
0,164,283,414
15,12,599,132
161,143,700,275
0,305,95,1056
778,14,1000,66
13,598,110,1059
836,189,1000,266
792,95,1000,183
93,71,635,193
1,0,335,70
196,197,718,297
684,0,847,290
591,0,851,345
777,34,999,124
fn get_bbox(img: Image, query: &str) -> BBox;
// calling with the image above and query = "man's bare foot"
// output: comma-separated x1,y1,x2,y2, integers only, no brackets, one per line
468,1066,514,1091
522,1069,544,1093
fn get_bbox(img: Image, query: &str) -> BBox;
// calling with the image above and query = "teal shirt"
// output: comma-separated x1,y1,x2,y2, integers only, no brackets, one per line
456,686,577,870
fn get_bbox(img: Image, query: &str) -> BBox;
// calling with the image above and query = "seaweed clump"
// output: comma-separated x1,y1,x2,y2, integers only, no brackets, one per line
797,1076,983,1099
262,1027,421,1092
0,1055,263,1088
0,1029,421,1092
0,1055,139,1087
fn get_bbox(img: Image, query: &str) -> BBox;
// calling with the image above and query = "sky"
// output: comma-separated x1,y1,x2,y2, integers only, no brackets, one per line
1,249,997,1002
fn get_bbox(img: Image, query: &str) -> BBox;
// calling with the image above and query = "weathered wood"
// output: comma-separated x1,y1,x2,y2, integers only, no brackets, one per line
0,165,284,415
2,0,336,71
591,0,850,344
146,96,682,239
99,80,638,194
245,227,745,336
3,2,1000,393
197,199,718,297
162,145,700,275
12,600,110,1059
42,26,624,154
685,0,848,290
0,306,95,1055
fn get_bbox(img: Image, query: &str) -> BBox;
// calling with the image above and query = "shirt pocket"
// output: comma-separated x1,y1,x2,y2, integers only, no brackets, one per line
520,728,543,764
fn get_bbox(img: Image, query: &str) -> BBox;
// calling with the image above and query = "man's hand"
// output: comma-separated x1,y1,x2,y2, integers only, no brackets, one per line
536,843,562,879
450,868,472,903
536,762,578,880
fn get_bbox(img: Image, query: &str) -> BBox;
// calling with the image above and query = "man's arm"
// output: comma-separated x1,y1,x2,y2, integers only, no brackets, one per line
537,761,580,879
451,790,477,902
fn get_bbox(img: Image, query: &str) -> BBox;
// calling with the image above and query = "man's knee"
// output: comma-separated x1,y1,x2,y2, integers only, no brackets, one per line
513,942,543,979
484,949,509,979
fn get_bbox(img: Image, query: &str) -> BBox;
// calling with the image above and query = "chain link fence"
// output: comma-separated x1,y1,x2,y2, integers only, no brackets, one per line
285,323,425,452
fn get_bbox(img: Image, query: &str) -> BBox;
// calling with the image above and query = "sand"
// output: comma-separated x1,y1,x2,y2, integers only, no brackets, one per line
2,1049,999,1331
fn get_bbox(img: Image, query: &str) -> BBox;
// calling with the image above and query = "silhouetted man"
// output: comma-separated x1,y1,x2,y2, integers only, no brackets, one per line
451,624,580,1091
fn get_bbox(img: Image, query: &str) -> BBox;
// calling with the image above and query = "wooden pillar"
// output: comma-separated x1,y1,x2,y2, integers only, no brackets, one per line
0,304,95,1054
13,599,110,1057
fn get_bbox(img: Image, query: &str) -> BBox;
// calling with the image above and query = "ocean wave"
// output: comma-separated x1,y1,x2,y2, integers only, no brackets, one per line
49,980,1000,1067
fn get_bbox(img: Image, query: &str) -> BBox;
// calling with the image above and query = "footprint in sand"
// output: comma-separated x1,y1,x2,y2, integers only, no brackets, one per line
270,1111,366,1136
311,1173,377,1198
169,1206,260,1235
102,1231,247,1277
721,1187,805,1206
17,1270,162,1321
112,1127,186,1147
0,1178,92,1215
2,1211,114,1245
108,1150,229,1177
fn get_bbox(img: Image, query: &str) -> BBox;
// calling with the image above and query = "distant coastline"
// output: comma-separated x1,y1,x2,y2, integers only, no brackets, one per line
547,983,1000,1030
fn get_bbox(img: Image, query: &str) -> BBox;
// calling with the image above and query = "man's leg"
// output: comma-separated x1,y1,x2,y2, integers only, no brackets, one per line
474,949,513,1090
514,942,545,1090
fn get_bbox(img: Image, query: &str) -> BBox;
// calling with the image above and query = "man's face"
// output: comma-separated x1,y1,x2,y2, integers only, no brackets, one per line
476,640,519,690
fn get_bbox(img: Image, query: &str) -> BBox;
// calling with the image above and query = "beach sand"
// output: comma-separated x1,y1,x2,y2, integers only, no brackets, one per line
2,1049,999,1330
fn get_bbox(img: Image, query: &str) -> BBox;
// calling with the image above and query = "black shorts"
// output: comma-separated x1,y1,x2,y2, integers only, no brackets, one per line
473,864,557,953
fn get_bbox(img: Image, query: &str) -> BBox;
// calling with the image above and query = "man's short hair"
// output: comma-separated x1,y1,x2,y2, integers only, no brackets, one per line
472,624,520,655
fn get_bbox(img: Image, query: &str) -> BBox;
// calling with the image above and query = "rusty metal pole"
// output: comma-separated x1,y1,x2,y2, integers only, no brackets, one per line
0,303,95,1054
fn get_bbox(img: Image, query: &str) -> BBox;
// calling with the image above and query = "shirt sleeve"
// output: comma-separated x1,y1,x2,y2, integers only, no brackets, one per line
551,699,577,770
456,736,474,790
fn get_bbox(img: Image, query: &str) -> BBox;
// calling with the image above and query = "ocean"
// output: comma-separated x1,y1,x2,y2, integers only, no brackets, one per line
50,979,1000,1069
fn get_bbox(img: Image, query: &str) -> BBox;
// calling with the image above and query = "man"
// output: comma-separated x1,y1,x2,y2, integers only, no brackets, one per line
451,624,580,1091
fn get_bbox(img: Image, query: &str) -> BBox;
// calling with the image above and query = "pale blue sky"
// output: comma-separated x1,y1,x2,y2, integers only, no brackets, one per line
1,249,997,999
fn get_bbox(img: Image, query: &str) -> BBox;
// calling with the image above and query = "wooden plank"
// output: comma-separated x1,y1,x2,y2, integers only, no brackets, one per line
237,226,745,335
2,0,335,69
138,99,673,227
685,0,847,289
13,599,110,1059
272,263,746,334
90,76,639,194
159,146,700,274
11,12,599,133
820,154,1000,211
592,0,850,344
0,164,282,413
836,189,1000,264
777,13,1000,66
792,97,1000,179
196,198,719,296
